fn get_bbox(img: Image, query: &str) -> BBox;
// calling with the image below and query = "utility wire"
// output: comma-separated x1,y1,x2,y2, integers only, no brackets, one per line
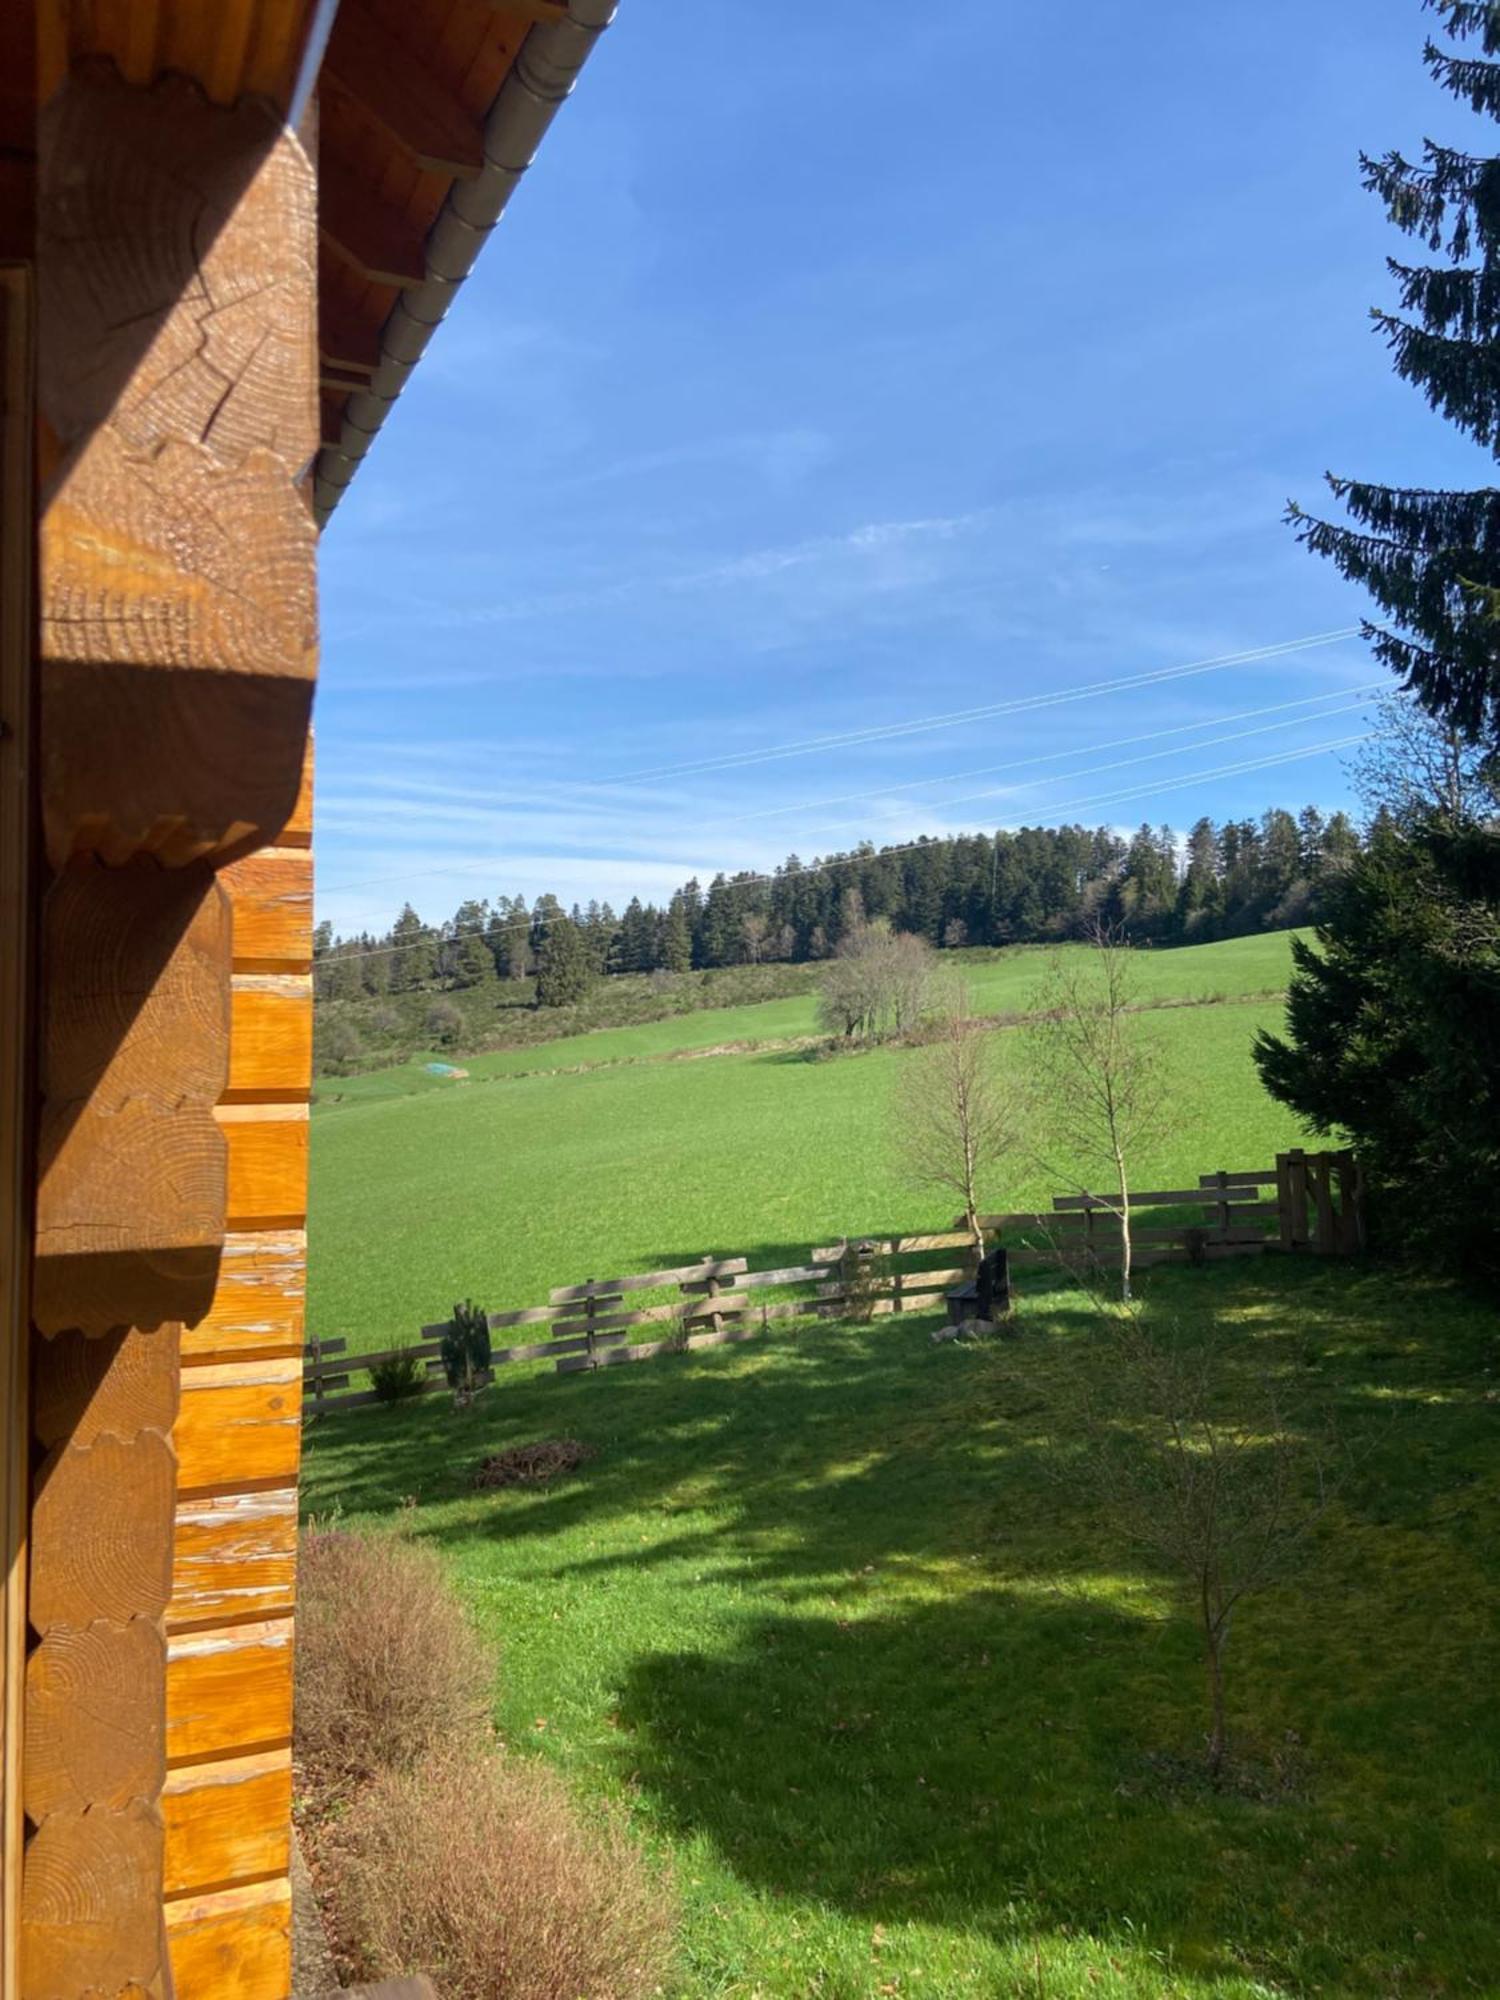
579,627,1363,787
319,729,1372,964
723,684,1384,828
320,654,1373,898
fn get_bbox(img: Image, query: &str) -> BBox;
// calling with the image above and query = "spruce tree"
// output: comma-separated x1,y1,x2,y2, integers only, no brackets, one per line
1255,810,1500,1281
1290,0,1500,746
534,916,593,1008
660,895,693,973
388,904,437,992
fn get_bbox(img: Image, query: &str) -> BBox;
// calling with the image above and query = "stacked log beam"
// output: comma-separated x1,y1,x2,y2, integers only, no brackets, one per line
25,64,316,2000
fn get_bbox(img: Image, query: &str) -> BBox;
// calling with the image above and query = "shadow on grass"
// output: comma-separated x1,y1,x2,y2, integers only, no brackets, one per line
301,1257,1499,1992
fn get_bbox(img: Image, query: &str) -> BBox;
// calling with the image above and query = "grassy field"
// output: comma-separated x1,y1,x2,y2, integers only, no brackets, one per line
308,931,1311,1352
302,1258,1500,1998
314,932,1300,1111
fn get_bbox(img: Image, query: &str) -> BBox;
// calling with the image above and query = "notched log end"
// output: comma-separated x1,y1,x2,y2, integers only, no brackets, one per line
33,1245,222,1341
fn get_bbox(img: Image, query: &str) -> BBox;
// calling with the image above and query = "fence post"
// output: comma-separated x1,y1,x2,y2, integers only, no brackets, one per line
1214,1169,1230,1244
705,1269,722,1338
1311,1152,1338,1255
584,1281,597,1370
308,1336,324,1421
1277,1148,1310,1251
1333,1150,1366,1255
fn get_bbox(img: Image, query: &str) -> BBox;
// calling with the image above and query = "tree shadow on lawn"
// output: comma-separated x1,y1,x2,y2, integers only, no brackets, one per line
300,1260,1499,1990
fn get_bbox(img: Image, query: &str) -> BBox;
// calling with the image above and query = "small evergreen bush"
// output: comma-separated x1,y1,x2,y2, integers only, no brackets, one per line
442,1299,492,1403
367,1346,427,1404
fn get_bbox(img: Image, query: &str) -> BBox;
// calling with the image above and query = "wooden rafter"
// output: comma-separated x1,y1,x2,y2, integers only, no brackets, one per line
318,287,383,376
321,0,484,179
318,150,428,287
482,0,570,18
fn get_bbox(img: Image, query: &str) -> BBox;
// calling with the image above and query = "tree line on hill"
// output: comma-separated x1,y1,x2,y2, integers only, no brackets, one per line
313,802,1363,1009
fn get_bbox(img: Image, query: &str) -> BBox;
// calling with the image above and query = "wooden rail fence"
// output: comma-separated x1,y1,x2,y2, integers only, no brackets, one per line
304,1149,1361,1414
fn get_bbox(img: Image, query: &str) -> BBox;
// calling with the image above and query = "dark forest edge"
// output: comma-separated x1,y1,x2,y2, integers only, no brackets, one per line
313,805,1358,1076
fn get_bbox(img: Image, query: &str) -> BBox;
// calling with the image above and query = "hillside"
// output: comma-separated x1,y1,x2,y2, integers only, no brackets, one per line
307,931,1312,1350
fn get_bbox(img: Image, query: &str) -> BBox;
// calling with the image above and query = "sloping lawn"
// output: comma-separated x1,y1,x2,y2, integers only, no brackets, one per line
302,1258,1499,1999
308,997,1311,1353
314,931,1303,1113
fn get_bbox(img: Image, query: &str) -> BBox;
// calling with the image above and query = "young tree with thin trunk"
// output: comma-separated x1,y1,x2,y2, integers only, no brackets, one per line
1350,687,1500,825
1051,1296,1334,1780
1026,924,1165,1300
895,983,1017,1258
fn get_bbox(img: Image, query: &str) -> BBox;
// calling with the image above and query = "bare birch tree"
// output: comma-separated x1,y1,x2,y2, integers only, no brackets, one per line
819,920,934,1043
1350,687,1499,826
895,984,1018,1258
1026,923,1164,1300
1052,1296,1335,1780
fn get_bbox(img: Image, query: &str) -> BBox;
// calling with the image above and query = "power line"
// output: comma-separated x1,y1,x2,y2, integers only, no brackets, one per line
320,729,1372,964
723,683,1385,829
783,697,1377,846
578,627,1363,787
319,642,1372,897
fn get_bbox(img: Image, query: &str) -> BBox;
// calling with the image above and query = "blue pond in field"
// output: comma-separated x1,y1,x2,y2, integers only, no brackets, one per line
423,1061,468,1079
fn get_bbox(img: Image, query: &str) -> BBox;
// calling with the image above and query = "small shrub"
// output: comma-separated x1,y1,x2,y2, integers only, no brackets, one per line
368,1346,427,1404
839,1240,889,1324
334,1748,676,2000
425,997,463,1045
442,1299,492,1403
295,1527,492,1792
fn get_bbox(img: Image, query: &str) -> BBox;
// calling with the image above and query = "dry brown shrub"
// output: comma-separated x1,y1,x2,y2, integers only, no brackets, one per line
295,1525,492,1792
473,1438,593,1489
334,1748,676,2000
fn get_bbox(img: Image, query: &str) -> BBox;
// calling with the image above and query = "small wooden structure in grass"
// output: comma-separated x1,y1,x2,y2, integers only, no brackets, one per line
0,4,612,1993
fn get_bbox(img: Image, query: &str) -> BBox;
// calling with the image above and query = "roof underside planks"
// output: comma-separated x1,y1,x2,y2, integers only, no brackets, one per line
31,0,614,523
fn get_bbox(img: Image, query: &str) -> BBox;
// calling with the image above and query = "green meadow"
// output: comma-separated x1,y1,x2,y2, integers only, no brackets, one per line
307,931,1310,1351
302,1260,1499,1998
304,927,1500,1995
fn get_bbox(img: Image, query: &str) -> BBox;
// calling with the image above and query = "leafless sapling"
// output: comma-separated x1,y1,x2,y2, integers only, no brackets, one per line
1056,1294,1335,1780
1026,924,1165,1300
896,982,1019,1261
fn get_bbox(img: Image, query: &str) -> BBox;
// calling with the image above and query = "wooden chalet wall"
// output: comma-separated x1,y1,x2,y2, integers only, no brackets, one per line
0,0,603,1987
12,32,319,2000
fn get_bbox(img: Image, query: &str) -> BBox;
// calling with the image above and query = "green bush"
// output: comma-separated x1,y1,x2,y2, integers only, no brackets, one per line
367,1347,427,1404
442,1299,492,1402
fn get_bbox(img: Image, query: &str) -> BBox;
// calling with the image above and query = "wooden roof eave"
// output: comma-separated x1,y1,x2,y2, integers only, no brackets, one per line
311,0,616,526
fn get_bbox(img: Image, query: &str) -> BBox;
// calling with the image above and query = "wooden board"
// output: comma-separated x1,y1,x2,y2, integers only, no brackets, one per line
221,1107,309,1230
548,1259,746,1304
222,851,314,973
323,0,484,177
162,1750,291,1899
165,1874,291,2000
1052,1186,1263,1211
0,264,31,2000
183,1230,305,1363
227,977,313,1103
165,1619,293,1768
175,1360,301,1497
169,1487,298,1633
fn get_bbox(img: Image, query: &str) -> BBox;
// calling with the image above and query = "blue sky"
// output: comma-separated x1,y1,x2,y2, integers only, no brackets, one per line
314,0,1493,936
